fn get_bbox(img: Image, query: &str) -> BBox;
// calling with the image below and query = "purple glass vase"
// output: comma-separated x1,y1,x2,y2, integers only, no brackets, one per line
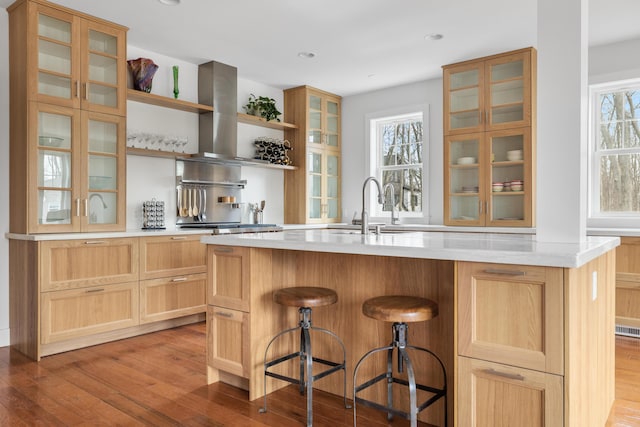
127,58,159,93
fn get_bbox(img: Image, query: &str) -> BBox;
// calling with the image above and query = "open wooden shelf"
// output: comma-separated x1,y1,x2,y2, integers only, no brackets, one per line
237,112,298,130
127,89,213,113
126,147,193,159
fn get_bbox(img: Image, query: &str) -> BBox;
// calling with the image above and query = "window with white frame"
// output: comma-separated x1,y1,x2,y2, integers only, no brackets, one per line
590,81,640,225
369,108,427,219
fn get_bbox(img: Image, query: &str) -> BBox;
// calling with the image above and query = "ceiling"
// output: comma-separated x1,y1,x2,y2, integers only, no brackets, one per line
2,0,638,96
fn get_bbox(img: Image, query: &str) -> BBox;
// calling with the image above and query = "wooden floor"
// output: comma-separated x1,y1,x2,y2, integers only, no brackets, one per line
0,322,639,426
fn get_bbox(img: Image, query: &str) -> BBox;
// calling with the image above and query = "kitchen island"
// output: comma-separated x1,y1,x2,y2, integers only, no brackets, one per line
202,229,619,426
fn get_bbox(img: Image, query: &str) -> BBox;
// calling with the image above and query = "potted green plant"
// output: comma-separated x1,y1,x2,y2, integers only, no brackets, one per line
243,94,281,122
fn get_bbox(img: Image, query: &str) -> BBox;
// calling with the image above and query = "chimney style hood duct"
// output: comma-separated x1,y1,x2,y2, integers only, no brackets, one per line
198,61,238,159
196,60,276,167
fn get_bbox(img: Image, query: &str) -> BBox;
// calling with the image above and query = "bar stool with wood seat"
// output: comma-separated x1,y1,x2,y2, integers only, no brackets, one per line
353,295,447,427
259,286,350,427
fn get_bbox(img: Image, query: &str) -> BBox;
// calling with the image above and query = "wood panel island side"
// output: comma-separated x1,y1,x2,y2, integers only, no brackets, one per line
202,229,619,427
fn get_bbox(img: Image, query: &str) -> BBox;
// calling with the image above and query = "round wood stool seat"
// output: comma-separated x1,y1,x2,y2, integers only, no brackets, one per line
273,286,338,308
362,295,438,323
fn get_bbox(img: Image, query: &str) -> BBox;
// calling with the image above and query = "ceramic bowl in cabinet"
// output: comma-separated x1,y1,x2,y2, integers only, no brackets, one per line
507,150,523,161
457,156,476,165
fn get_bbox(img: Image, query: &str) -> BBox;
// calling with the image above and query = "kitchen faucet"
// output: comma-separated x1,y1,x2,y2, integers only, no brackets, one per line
361,176,383,234
383,183,399,225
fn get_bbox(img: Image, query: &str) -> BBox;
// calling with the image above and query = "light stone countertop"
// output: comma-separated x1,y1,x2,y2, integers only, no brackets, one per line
4,228,212,241
201,228,620,268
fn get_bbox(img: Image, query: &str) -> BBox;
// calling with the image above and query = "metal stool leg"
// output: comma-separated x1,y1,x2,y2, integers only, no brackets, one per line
353,322,448,426
260,306,349,426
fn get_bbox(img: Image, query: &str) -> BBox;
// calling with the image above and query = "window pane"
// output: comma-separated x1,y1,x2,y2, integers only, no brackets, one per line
599,154,640,212
380,120,422,166
382,168,422,212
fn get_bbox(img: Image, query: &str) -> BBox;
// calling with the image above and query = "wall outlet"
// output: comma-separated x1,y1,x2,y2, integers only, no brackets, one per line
592,271,598,301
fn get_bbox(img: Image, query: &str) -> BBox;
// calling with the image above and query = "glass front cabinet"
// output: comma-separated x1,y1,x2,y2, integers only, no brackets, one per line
284,86,342,224
9,0,128,233
443,48,536,227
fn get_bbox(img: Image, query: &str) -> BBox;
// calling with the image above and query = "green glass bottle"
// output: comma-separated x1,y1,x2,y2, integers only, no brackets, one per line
172,65,179,99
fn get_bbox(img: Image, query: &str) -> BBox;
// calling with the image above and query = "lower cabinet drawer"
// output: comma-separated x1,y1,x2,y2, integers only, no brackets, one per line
207,306,249,378
140,273,207,323
41,282,139,344
457,356,563,427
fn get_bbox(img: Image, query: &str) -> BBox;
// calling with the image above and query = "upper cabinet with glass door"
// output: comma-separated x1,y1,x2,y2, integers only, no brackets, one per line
25,0,127,116
444,48,535,136
307,91,341,151
284,85,342,224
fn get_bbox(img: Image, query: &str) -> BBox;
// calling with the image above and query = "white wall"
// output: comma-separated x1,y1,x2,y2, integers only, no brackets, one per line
589,37,640,84
341,78,444,224
0,9,10,347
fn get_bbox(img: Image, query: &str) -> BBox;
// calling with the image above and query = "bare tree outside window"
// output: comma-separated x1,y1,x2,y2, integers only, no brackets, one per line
376,114,423,213
596,90,640,213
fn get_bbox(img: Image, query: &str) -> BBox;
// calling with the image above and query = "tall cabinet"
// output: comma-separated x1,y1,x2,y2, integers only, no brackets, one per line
443,48,536,227
284,86,341,224
8,0,128,234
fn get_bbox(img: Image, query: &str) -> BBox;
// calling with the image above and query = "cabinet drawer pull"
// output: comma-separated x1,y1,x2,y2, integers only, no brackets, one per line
483,268,526,276
214,247,234,253
172,277,188,282
171,236,188,240
83,240,106,245
86,288,105,293
214,311,234,318
483,368,525,381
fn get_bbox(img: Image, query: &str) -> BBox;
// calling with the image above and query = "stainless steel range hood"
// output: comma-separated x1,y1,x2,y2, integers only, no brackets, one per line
196,61,272,167
198,61,238,159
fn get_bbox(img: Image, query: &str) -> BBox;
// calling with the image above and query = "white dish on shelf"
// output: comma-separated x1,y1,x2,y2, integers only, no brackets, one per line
457,156,476,165
507,149,523,161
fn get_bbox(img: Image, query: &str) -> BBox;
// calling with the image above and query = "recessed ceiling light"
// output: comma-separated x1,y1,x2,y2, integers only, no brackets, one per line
158,0,180,5
297,52,316,59
424,33,443,41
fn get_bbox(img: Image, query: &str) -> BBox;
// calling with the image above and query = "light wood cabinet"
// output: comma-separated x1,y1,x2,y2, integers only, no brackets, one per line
139,234,207,323
208,245,251,312
9,0,128,234
457,356,563,427
40,238,138,291
443,48,534,136
457,261,563,425
41,281,138,344
207,245,251,376
10,234,207,360
444,127,534,226
284,85,342,223
139,235,207,280
615,237,640,329
457,262,563,375
443,48,536,227
207,306,250,378
14,0,127,114
140,273,206,323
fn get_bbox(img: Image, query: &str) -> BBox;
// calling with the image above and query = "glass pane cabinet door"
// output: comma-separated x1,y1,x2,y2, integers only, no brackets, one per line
86,114,122,226
325,100,339,148
308,150,322,219
36,109,75,226
446,135,482,222
37,10,75,103
86,29,119,108
489,130,528,224
326,154,340,219
447,65,482,133
487,52,530,130
308,95,323,146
